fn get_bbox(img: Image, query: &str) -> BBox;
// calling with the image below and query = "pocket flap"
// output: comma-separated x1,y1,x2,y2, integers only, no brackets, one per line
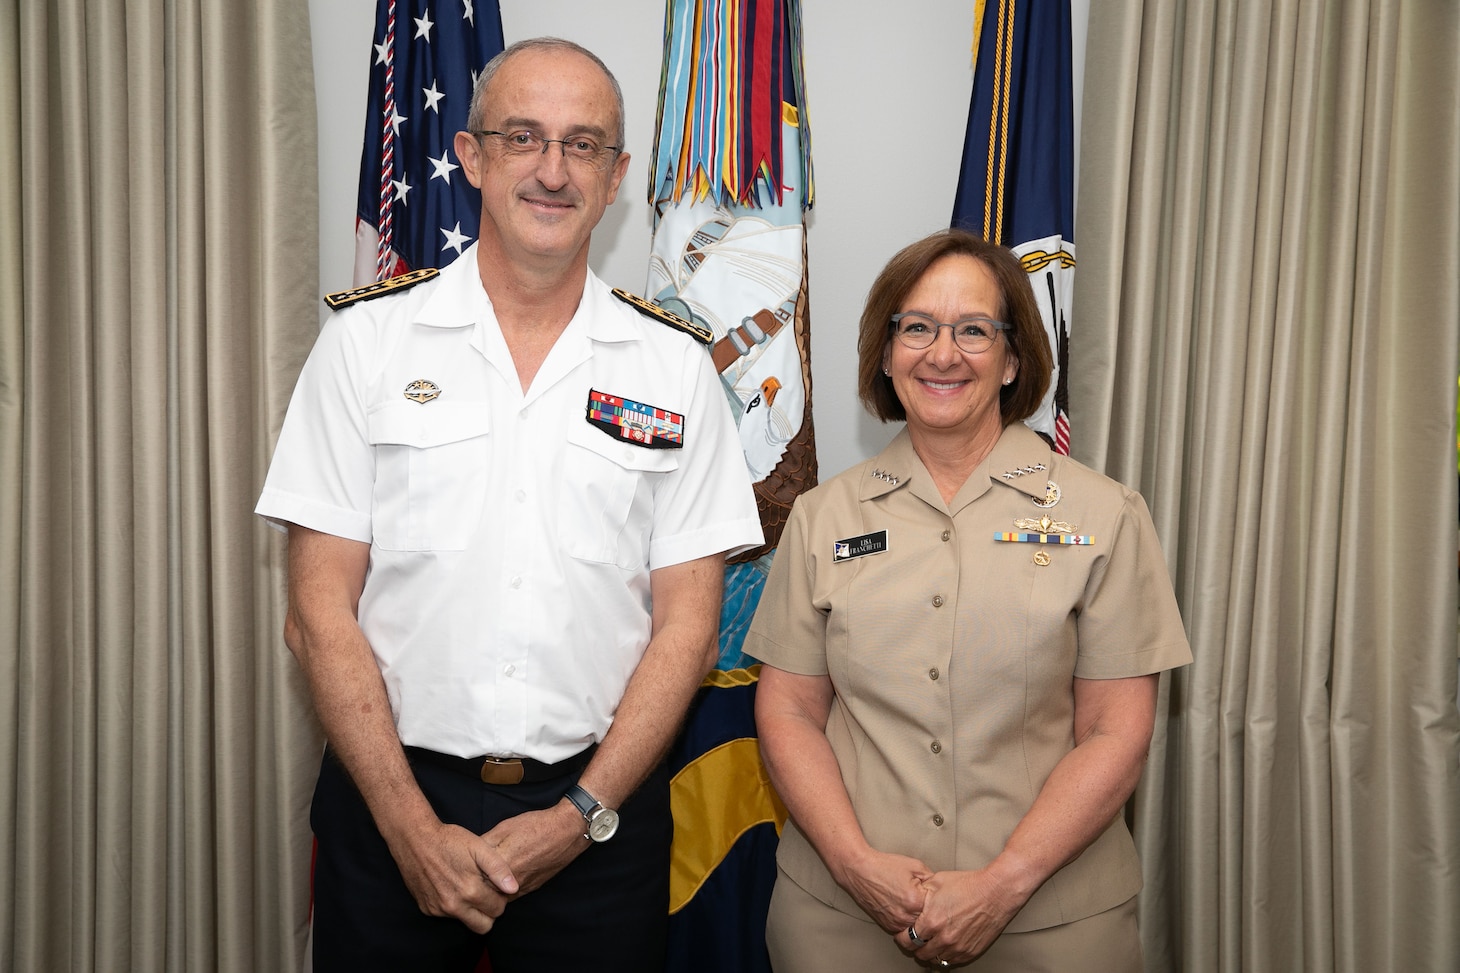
567,420,680,473
367,400,490,448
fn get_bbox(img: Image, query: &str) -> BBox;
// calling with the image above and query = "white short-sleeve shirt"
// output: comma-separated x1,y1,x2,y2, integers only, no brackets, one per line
258,248,763,760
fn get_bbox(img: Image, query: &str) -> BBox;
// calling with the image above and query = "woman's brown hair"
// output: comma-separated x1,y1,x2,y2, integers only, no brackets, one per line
856,229,1053,426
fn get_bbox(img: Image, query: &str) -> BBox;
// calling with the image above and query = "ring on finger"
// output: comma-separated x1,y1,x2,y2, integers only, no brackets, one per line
937,961,949,969
907,924,928,947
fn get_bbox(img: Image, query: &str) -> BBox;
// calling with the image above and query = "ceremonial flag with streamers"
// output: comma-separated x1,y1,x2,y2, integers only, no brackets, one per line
951,0,1075,453
353,0,504,285
645,2,815,970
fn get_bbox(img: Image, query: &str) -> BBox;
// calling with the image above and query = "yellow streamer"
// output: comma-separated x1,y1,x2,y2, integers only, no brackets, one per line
668,736,789,914
701,663,762,689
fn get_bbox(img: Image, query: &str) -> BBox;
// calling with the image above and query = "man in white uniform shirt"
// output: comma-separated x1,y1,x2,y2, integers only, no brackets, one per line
257,38,762,972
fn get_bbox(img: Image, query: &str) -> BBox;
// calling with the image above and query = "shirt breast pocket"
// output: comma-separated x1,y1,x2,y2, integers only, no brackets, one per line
367,401,490,552
563,423,680,568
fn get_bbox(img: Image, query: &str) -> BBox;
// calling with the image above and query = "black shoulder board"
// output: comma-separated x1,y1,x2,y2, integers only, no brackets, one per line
611,288,713,345
324,267,440,310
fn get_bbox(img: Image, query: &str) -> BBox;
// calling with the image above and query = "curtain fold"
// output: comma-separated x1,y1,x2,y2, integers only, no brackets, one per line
0,0,22,960
3,0,322,969
1075,2,1460,971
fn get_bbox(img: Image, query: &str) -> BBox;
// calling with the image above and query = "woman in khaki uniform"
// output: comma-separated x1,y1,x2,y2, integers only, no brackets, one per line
746,230,1191,971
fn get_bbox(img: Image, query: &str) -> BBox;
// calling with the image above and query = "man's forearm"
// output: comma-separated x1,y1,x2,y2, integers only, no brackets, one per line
477,554,723,897
575,554,723,809
295,615,439,839
285,524,517,928
286,525,434,835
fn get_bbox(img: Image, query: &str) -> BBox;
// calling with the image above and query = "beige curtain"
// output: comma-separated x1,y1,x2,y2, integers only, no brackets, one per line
1,0,322,970
1073,1,1460,971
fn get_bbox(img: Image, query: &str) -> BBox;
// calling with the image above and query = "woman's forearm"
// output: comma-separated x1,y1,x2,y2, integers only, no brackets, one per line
983,673,1159,901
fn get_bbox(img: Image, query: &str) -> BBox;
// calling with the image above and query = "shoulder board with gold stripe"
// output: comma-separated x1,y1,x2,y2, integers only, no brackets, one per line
611,288,713,345
324,267,440,310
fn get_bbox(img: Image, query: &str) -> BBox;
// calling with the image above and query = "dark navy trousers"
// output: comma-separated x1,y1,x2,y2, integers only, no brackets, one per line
309,748,672,972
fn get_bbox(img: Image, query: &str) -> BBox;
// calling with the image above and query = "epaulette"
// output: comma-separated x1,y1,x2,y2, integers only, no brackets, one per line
611,288,713,345
324,268,440,310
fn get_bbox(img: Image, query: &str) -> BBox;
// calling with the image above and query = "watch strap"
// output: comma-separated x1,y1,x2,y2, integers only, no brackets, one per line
565,783,600,820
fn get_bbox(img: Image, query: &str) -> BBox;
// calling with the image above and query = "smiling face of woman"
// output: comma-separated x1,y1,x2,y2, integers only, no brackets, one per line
882,254,1017,447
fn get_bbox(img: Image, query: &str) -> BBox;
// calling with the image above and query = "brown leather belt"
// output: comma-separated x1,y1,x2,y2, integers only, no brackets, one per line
405,744,596,785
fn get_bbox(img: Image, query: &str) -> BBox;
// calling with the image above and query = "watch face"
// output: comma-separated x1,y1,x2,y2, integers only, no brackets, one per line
588,807,620,842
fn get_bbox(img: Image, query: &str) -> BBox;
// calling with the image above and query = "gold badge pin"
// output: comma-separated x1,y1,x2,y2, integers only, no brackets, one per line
1014,514,1077,534
996,513,1093,549
403,379,441,404
1034,550,1052,566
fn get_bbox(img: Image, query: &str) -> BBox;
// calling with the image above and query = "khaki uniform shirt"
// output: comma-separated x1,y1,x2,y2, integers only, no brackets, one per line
745,424,1192,932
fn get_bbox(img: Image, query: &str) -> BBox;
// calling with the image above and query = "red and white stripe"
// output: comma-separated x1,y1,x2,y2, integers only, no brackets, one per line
375,0,398,281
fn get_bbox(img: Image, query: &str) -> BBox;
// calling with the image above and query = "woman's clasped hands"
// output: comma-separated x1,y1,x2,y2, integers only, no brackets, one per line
891,865,1028,969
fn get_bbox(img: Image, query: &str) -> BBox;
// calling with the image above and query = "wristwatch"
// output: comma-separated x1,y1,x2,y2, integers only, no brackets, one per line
565,784,619,843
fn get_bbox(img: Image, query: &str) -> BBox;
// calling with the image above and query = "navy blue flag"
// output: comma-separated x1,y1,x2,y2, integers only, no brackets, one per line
951,0,1075,453
354,0,504,284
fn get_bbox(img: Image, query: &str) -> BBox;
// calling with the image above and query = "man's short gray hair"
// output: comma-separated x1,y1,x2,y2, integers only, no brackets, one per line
466,37,626,148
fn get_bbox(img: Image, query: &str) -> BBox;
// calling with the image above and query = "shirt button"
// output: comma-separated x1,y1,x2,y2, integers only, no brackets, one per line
930,741,942,754
503,664,515,676
928,667,940,681
941,530,951,542
514,489,527,503
510,575,522,589
932,813,945,827
931,594,944,608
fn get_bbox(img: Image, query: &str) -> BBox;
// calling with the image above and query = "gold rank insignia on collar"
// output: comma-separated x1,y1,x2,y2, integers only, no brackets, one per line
611,289,713,345
323,267,440,310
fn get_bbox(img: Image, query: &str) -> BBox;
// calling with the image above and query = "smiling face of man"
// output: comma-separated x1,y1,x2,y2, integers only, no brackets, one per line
456,45,631,278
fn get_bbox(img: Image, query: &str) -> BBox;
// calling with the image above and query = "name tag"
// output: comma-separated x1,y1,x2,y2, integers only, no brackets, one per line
833,530,888,562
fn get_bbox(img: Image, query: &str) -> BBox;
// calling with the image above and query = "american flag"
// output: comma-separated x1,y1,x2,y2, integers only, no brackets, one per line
353,0,504,285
